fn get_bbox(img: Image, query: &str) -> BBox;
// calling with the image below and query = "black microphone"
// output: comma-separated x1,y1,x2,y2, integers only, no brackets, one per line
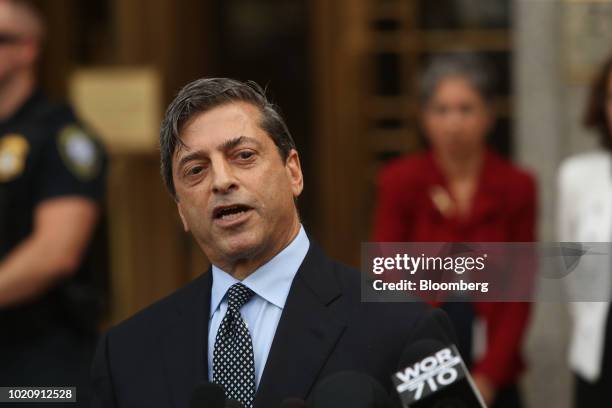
189,383,244,408
308,371,398,408
392,340,486,408
225,399,245,408
280,397,308,408
407,309,459,347
190,383,226,408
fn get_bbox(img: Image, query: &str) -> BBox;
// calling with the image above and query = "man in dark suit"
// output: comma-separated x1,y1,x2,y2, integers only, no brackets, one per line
91,78,450,408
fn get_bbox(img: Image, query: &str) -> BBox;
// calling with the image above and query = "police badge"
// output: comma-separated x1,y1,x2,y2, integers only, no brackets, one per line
58,124,101,180
0,134,29,182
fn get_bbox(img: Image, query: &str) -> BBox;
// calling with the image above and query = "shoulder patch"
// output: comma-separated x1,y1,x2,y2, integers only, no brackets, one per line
58,125,101,180
0,133,29,182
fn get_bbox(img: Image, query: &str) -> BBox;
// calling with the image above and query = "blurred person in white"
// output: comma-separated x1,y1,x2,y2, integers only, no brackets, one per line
0,0,108,404
558,54,612,407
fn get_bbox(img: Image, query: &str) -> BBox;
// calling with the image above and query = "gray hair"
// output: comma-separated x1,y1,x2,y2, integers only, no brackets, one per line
159,78,296,198
419,53,497,104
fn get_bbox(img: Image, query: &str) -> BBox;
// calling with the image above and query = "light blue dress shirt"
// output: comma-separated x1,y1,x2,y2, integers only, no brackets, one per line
208,225,310,388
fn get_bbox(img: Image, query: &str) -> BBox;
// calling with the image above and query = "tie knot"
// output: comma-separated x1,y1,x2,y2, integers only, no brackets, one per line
227,283,254,310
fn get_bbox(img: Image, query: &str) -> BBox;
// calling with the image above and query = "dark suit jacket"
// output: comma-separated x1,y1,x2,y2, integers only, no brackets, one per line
91,243,451,408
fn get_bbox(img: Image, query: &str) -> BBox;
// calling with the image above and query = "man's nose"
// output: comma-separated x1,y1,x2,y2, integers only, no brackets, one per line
211,159,238,194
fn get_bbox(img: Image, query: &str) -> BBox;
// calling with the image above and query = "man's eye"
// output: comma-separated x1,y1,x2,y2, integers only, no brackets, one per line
187,166,204,175
237,151,254,160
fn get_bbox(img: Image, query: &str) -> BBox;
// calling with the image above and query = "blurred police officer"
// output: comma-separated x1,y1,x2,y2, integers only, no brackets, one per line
0,1,107,404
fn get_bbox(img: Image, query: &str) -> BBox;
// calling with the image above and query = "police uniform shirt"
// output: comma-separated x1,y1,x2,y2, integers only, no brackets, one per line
0,89,107,338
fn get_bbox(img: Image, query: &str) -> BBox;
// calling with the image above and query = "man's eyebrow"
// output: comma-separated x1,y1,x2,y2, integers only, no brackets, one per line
219,135,263,151
176,136,263,169
177,151,204,170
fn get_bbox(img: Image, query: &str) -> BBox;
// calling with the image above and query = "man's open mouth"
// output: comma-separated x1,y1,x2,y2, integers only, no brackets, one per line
213,204,253,221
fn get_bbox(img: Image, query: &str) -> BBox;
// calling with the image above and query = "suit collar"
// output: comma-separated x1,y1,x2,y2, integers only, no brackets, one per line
210,225,310,312
291,239,343,305
254,242,347,407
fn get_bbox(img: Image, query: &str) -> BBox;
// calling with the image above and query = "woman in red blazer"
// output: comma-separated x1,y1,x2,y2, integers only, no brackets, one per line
373,54,536,408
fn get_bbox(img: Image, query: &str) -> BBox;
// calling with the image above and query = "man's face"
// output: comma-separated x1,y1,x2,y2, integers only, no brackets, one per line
0,2,36,85
172,102,303,270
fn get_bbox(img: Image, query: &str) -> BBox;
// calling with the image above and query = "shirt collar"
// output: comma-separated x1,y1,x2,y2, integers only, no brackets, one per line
0,88,45,129
210,225,310,317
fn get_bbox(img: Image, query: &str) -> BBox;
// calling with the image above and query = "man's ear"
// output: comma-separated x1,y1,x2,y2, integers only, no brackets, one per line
176,201,190,232
285,149,303,198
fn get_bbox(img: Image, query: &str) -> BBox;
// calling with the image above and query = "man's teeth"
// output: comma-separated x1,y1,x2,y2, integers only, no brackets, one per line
220,209,248,220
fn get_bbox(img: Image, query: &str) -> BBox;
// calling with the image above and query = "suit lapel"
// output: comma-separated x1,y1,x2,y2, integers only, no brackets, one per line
254,243,348,408
161,270,212,408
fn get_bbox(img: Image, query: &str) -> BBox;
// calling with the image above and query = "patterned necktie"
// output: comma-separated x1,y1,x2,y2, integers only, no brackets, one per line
213,283,256,408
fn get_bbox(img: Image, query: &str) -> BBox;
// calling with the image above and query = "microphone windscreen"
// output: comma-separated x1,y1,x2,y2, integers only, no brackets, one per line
398,339,447,370
190,383,226,408
308,371,396,408
409,308,458,347
225,399,244,408
280,397,308,408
